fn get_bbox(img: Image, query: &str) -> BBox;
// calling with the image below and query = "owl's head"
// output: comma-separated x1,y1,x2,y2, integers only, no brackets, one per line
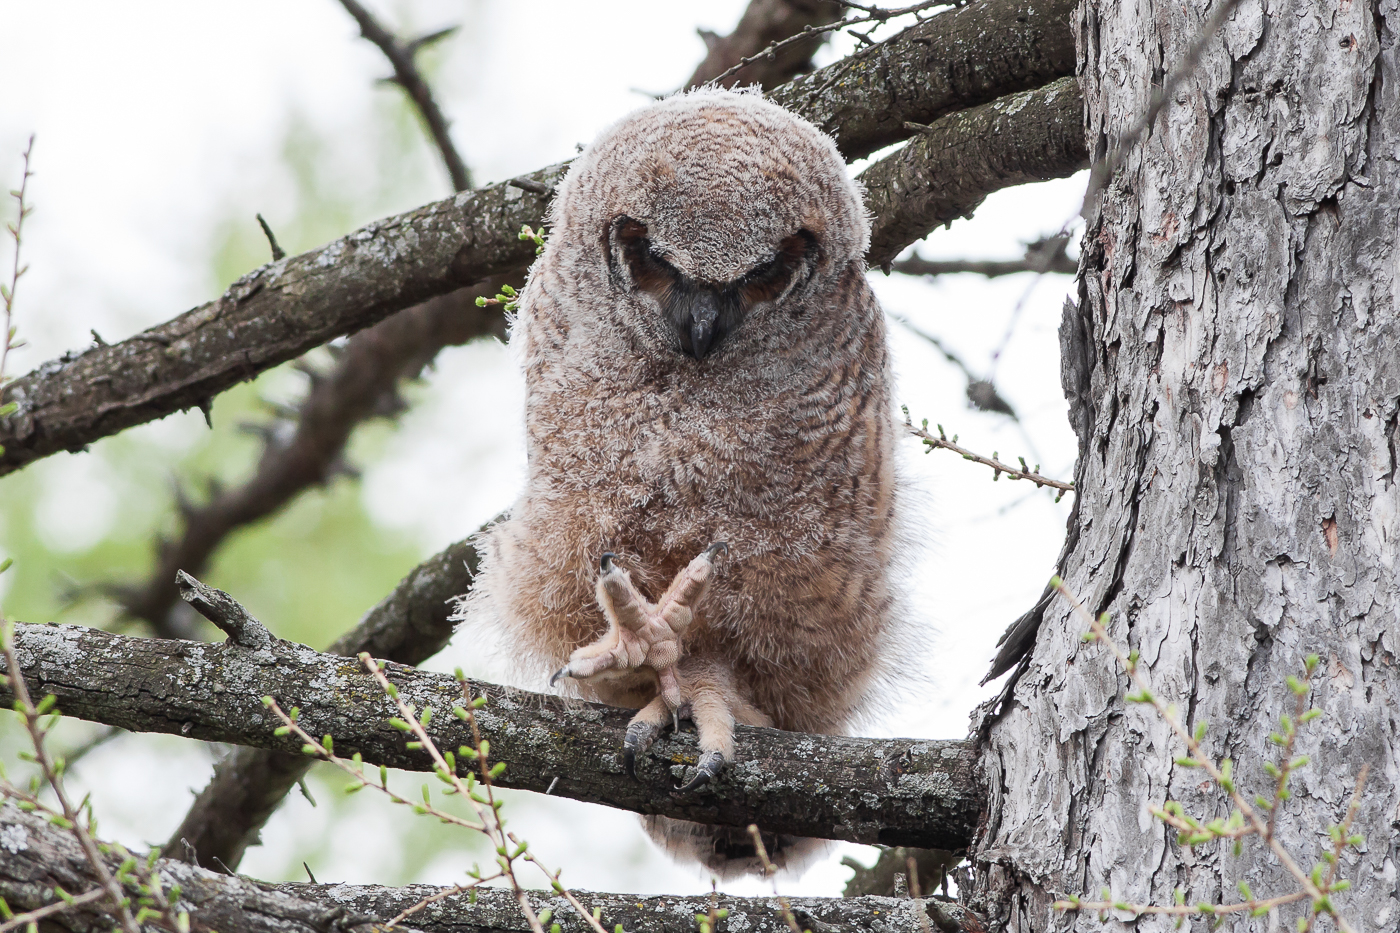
548,88,869,362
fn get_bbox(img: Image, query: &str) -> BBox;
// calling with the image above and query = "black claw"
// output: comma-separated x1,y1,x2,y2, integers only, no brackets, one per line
705,541,729,560
675,750,725,794
549,666,569,687
600,552,616,572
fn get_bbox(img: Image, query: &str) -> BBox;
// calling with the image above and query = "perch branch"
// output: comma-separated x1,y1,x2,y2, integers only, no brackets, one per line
0,0,1078,476
1,618,983,851
0,807,980,933
164,536,486,868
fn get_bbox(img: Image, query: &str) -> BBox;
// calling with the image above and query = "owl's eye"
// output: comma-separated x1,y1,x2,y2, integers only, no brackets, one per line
736,230,817,307
607,216,678,298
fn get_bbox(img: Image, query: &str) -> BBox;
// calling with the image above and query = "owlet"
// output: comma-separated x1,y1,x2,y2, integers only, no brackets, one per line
463,88,909,876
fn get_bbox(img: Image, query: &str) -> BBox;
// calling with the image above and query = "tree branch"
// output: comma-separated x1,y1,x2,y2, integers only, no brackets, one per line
164,536,485,868
890,235,1077,279
1,620,982,851
863,77,1087,268
0,0,1077,477
0,165,562,478
769,0,1076,161
0,807,981,933
687,0,845,90
337,0,471,192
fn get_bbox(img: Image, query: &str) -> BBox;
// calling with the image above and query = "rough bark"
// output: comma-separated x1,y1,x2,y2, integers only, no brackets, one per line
0,808,980,933
862,77,1087,268
1,621,982,851
163,537,484,868
970,0,1399,930
0,0,1078,477
770,0,1077,160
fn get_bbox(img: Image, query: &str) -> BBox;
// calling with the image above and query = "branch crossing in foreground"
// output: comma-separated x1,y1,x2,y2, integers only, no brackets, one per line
1,618,982,850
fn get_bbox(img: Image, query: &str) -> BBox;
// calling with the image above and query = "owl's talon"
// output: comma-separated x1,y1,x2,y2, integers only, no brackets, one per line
623,719,664,779
675,750,725,794
549,666,569,687
704,541,729,560
600,552,616,572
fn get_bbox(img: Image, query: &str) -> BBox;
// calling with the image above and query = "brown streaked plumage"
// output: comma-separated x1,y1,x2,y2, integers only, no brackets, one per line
458,88,913,876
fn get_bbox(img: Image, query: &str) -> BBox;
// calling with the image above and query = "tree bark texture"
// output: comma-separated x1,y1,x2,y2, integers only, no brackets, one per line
0,808,980,933
0,0,1079,478
0,622,982,851
971,1,1398,931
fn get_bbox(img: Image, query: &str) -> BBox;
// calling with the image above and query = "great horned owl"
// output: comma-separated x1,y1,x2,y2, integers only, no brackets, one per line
463,88,910,876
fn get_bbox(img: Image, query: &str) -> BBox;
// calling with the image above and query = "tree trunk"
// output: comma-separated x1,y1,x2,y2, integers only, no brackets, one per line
971,0,1397,930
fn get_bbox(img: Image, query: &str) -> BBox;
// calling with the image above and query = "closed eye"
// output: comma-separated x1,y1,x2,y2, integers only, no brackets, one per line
733,230,817,307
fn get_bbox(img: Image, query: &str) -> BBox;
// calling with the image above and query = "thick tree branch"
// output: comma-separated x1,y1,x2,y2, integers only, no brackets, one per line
687,0,845,90
0,0,1077,477
165,537,485,868
1,621,982,851
769,0,1075,160
863,77,1087,268
0,807,980,933
0,166,562,478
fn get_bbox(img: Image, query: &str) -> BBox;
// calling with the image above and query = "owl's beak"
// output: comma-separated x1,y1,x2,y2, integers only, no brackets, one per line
688,295,720,359
671,288,726,360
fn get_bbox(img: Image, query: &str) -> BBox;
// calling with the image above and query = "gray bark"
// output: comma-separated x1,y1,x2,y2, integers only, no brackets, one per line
0,621,982,850
970,1,1399,931
0,807,978,933
163,537,485,868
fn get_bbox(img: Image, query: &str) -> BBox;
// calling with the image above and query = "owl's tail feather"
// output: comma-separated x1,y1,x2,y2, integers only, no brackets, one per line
641,815,828,880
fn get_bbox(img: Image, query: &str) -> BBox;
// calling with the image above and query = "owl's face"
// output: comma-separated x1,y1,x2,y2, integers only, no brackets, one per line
548,89,869,364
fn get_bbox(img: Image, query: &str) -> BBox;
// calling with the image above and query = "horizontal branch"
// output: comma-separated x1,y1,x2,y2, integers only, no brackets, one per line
0,165,563,477
166,536,485,868
863,76,1087,267
1,621,982,850
0,807,980,933
770,0,1075,160
0,0,1077,477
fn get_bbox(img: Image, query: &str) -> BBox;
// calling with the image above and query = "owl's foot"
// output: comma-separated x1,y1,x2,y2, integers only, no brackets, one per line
619,661,757,794
550,543,741,793
550,542,726,706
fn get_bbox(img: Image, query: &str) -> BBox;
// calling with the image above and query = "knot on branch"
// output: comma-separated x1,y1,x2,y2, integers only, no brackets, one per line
175,571,274,649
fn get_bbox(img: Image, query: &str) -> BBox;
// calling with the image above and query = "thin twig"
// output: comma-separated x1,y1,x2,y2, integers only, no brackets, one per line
336,0,470,193
903,410,1073,494
746,825,802,933
2,135,35,391
0,887,110,933
0,617,142,933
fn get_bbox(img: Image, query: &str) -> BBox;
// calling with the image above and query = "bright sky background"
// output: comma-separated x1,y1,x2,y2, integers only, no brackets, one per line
0,0,1086,901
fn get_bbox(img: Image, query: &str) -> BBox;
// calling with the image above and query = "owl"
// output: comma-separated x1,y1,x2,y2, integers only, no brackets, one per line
462,88,911,875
